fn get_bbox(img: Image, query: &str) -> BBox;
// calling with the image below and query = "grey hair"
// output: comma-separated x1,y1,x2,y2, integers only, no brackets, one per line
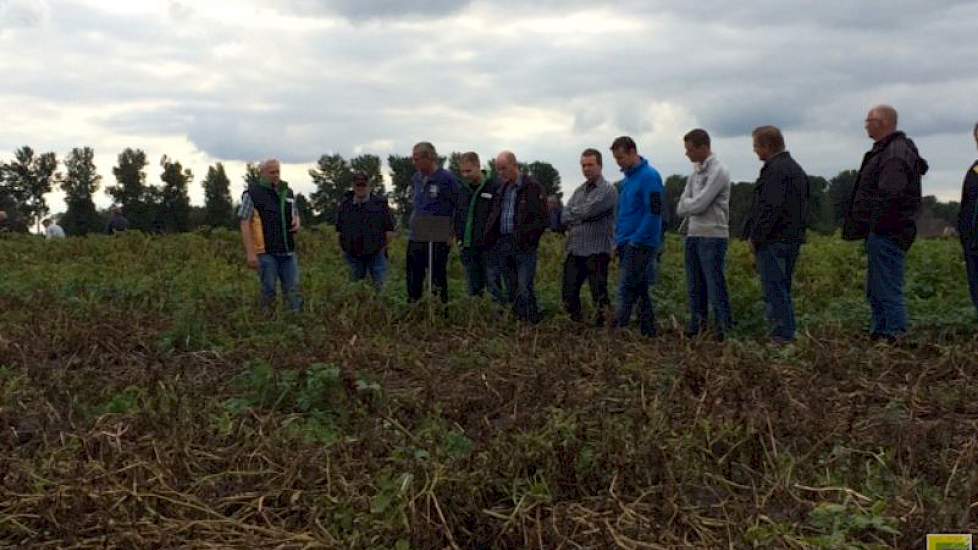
497,150,517,165
259,159,280,172
412,142,437,160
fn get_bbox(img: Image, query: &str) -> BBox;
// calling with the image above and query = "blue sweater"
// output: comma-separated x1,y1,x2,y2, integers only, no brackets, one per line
409,168,461,240
615,157,664,249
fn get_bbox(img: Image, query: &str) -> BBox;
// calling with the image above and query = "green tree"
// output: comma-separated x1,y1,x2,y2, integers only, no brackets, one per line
525,161,562,200
244,162,261,187
448,152,465,181
107,148,152,231
828,170,858,229
728,181,756,236
158,155,193,233
202,162,234,228
663,174,687,233
295,193,315,226
60,147,104,236
1,146,58,232
387,155,415,227
807,175,835,234
310,154,354,225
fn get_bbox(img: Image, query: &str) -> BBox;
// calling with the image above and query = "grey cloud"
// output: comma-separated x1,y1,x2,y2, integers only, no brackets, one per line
0,0,49,29
271,0,470,20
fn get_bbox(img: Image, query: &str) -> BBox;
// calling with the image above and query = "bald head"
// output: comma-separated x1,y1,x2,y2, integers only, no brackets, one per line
865,105,898,142
495,151,520,184
260,159,281,185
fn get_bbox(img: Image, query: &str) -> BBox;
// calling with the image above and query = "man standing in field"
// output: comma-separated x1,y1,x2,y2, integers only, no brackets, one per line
742,126,809,345
611,136,665,337
956,122,978,319
561,148,617,326
676,129,733,339
335,172,396,291
406,142,460,303
486,151,549,322
456,152,501,298
238,159,303,312
843,105,928,341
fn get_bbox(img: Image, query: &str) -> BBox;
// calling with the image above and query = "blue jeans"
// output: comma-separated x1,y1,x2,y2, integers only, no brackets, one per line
345,252,387,291
491,235,540,322
866,234,907,336
965,244,978,319
755,241,800,340
685,237,733,334
461,246,500,299
258,253,302,312
616,244,657,336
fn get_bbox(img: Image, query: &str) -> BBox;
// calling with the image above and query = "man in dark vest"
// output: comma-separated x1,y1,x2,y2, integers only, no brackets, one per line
843,105,928,341
238,159,303,312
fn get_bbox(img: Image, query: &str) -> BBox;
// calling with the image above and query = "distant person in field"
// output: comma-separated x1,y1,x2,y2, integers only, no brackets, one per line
486,150,549,323
105,207,129,234
238,159,303,312
611,136,665,337
456,151,501,298
42,218,65,239
741,126,810,345
843,105,928,341
957,121,978,318
677,129,733,339
406,141,461,303
547,195,564,234
561,148,617,326
335,171,396,291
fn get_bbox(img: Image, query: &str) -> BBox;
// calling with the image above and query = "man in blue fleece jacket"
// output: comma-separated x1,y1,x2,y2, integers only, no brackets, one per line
611,136,664,337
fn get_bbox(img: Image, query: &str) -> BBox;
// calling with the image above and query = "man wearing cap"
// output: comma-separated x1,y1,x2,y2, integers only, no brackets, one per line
238,159,303,312
336,172,397,291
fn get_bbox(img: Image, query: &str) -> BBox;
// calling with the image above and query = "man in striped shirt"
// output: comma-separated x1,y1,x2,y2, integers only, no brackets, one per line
561,148,618,325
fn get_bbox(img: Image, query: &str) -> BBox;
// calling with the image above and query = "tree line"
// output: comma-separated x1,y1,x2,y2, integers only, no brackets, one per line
0,145,962,237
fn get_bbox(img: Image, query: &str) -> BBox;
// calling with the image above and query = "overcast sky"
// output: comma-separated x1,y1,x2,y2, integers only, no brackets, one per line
2,0,977,215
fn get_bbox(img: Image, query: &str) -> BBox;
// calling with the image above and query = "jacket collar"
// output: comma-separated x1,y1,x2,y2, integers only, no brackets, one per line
872,131,905,152
623,156,649,178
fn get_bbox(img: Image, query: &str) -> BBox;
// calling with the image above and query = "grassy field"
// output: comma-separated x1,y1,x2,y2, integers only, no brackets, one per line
1,229,976,549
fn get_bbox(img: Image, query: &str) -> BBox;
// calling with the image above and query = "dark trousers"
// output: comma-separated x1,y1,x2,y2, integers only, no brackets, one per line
685,237,733,335
965,243,978,318
345,251,388,291
866,234,907,337
616,244,657,336
755,241,800,341
490,235,540,322
406,240,449,302
561,253,610,323
461,246,501,299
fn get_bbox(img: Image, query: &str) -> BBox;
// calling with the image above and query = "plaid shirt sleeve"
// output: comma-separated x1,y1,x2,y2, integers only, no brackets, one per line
237,192,254,220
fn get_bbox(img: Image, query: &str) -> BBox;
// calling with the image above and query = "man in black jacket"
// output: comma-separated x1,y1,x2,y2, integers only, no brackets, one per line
843,105,928,340
336,172,396,291
456,152,501,298
485,151,549,322
957,121,978,318
741,126,809,344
